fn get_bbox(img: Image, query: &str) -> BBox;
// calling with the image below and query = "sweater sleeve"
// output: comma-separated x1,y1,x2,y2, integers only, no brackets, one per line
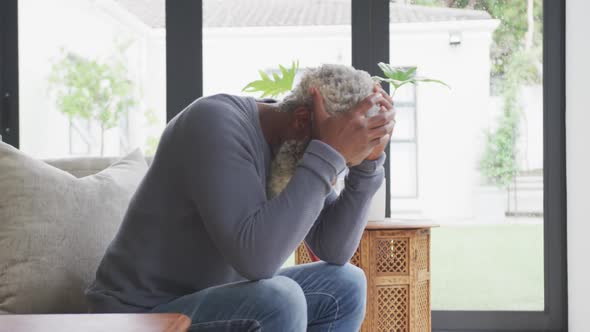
305,153,386,264
179,101,346,280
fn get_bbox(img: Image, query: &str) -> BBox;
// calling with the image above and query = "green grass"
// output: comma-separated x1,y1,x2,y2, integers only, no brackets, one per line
431,224,544,311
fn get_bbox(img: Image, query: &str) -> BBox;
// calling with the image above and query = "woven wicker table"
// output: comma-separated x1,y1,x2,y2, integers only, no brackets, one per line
295,219,438,332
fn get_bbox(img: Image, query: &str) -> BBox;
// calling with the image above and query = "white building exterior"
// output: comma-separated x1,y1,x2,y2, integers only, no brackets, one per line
201,2,503,221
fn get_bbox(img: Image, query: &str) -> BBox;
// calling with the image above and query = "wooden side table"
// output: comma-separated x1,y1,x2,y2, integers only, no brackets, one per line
0,313,191,332
295,219,437,332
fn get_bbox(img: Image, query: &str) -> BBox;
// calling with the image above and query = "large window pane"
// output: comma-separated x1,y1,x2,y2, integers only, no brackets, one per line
388,1,544,311
19,0,166,158
203,0,351,97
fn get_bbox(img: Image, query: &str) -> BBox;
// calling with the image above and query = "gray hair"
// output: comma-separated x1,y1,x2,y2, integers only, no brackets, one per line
279,64,375,116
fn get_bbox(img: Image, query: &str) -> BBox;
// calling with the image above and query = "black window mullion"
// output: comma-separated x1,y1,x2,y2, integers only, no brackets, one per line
542,0,568,329
0,0,19,148
351,0,390,216
166,0,203,122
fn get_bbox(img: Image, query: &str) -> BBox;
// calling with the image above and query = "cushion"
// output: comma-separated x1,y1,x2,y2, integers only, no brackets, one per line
43,156,127,178
0,142,147,314
45,156,154,178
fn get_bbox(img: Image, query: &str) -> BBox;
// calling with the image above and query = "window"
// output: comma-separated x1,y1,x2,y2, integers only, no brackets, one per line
17,0,166,157
388,0,545,312
0,0,566,330
202,0,351,97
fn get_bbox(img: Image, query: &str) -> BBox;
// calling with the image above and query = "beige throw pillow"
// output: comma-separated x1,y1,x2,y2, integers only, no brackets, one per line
0,142,147,314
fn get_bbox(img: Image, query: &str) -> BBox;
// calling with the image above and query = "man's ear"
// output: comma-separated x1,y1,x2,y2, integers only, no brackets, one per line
292,107,312,138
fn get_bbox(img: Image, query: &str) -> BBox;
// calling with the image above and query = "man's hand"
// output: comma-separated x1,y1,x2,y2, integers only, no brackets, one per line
366,85,396,160
309,87,392,167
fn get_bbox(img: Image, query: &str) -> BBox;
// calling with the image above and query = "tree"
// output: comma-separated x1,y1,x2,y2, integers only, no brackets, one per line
48,47,137,156
480,47,539,188
143,107,161,156
411,0,543,78
411,0,543,210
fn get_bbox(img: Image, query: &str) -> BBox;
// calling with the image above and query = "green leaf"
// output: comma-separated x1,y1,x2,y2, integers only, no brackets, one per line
258,70,271,81
242,60,299,98
413,77,451,89
372,76,404,90
405,66,417,78
377,63,417,81
48,49,139,138
376,62,450,96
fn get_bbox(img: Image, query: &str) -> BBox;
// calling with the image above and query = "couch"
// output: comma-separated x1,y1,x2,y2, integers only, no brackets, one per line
0,141,151,314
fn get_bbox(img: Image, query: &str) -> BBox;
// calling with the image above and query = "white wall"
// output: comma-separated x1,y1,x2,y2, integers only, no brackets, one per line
389,20,499,220
566,0,590,330
203,25,352,95
203,21,499,221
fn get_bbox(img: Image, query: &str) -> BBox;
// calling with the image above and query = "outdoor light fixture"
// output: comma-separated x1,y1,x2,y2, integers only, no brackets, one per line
449,31,462,46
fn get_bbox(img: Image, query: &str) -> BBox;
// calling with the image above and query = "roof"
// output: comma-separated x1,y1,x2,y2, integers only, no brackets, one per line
115,0,492,29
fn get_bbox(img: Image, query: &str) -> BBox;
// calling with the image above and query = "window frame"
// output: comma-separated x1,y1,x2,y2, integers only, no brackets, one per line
433,1,567,330
352,0,567,331
1,0,567,330
166,0,203,121
353,1,567,331
0,0,18,146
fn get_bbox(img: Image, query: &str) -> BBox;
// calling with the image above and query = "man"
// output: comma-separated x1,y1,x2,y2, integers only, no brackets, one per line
87,64,395,331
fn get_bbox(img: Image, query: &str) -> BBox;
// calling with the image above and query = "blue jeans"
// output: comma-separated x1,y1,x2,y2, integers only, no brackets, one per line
151,262,366,331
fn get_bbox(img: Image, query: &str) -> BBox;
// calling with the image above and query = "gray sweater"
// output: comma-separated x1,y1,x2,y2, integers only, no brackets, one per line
86,94,385,313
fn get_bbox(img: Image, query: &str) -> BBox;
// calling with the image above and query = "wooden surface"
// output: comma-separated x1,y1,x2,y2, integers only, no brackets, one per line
0,313,191,332
365,228,431,332
366,219,439,230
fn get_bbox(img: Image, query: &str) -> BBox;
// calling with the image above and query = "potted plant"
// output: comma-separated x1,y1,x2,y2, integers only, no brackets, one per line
243,62,448,262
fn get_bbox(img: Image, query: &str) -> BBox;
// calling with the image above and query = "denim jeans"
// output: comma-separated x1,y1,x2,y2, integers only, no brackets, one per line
151,262,366,331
